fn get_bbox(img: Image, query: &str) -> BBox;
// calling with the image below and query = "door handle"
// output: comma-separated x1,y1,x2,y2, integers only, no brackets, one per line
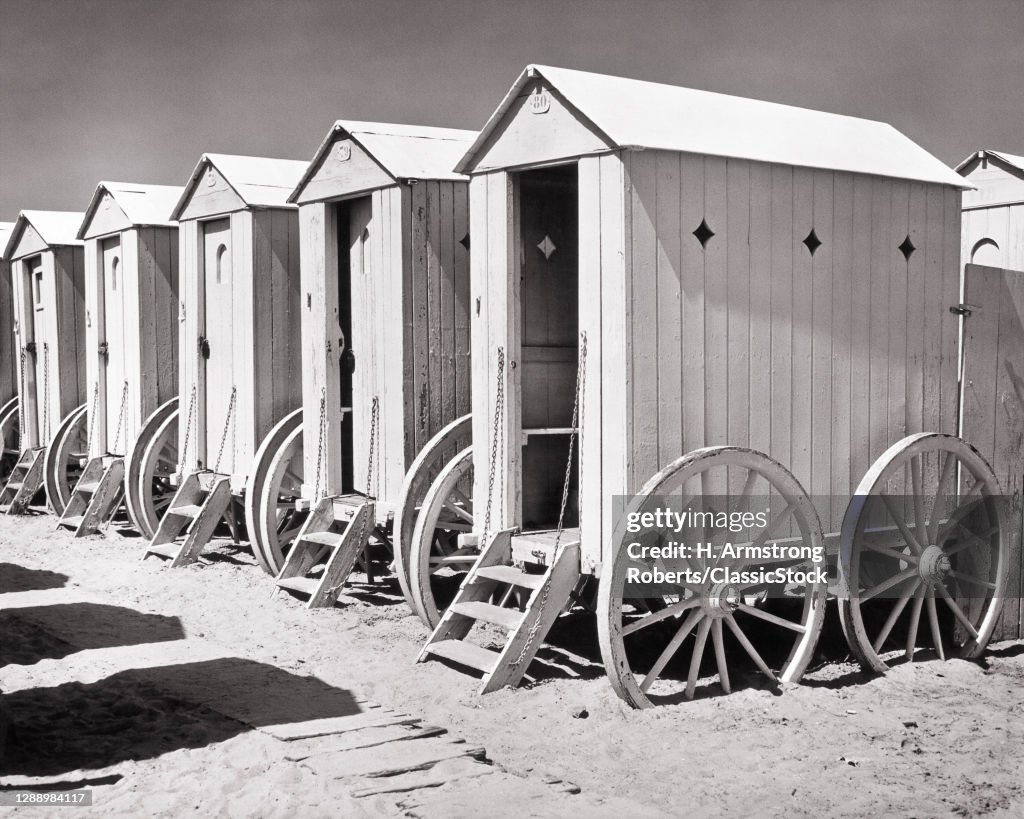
198,335,210,359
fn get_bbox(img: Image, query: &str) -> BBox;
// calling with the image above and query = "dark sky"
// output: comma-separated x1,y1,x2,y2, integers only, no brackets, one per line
1,0,1022,222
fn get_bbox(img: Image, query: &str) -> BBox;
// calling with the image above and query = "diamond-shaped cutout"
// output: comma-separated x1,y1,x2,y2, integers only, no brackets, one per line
898,235,915,260
803,228,822,255
537,235,557,259
459,232,470,251
693,218,714,248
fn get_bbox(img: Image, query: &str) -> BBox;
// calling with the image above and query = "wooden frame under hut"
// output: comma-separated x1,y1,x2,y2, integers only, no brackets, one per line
244,120,476,613
55,181,182,536
142,154,307,566
411,65,1008,707
0,211,86,514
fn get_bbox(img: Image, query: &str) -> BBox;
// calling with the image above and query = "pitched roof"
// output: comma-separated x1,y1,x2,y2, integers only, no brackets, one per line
0,223,13,261
78,181,183,238
457,64,968,188
3,210,85,259
289,121,476,202
956,149,1024,175
171,154,309,219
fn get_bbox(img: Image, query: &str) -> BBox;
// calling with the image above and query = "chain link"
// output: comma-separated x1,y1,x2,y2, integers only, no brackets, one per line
213,386,237,473
111,380,130,454
181,385,197,469
512,332,587,669
17,347,26,451
365,396,379,498
41,343,50,443
85,381,99,457
313,387,327,502
481,347,505,547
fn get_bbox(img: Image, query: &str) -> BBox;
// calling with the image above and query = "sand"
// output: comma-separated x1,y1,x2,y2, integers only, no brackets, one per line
1,513,1022,817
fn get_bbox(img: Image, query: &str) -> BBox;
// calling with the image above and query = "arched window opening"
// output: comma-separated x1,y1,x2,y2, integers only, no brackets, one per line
971,238,1001,267
216,244,227,284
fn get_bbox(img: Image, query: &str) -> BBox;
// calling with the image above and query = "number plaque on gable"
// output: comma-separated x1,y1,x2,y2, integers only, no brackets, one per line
335,143,352,162
529,89,551,115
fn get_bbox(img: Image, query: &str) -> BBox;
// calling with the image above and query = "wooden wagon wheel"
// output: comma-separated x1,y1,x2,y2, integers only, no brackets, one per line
246,408,306,575
407,445,477,628
598,446,828,709
124,397,179,539
838,433,1008,673
0,397,20,485
393,413,472,617
44,403,88,515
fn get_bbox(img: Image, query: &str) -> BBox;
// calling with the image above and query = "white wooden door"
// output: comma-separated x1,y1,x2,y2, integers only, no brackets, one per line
24,257,43,444
100,237,128,452
202,219,233,470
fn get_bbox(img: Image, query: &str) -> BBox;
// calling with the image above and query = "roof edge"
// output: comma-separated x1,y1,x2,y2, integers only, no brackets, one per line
287,123,398,204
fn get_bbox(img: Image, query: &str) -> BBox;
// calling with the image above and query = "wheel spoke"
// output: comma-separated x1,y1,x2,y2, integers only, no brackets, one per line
934,583,979,640
948,570,996,590
862,541,919,564
711,619,730,694
928,452,956,546
880,493,924,555
735,602,807,633
942,523,999,557
871,580,920,653
911,455,926,538
443,499,474,524
622,596,701,637
685,617,712,700
724,613,778,683
640,609,703,693
905,585,925,660
926,594,945,660
861,565,919,602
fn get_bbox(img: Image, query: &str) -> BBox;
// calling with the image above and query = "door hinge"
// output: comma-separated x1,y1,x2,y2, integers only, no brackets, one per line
198,335,211,359
98,341,109,359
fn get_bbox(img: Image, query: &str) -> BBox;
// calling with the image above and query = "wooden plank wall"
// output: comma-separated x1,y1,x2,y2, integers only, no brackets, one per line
137,226,180,410
0,257,16,405
961,204,1024,272
51,246,86,431
252,208,302,472
11,257,38,447
177,219,204,473
84,239,102,456
619,150,962,546
961,263,1024,640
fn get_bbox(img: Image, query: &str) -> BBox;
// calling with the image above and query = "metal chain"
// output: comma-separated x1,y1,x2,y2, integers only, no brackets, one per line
41,343,50,443
365,396,379,498
213,386,237,473
111,380,129,454
481,347,505,547
555,332,587,548
85,381,99,457
17,347,26,451
513,332,587,669
181,385,197,468
325,503,372,599
313,387,327,502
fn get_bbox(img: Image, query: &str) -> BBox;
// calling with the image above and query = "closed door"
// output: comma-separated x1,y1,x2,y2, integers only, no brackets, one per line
100,237,128,451
202,219,233,469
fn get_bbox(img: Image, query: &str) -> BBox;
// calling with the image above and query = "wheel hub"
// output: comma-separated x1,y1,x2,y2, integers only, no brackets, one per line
919,544,951,584
703,582,740,618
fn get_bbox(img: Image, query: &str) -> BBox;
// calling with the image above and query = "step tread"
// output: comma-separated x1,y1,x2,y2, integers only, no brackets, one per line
474,564,546,590
76,481,101,495
168,503,204,519
450,600,524,630
5,482,23,491
423,639,499,674
276,575,320,596
58,514,86,529
145,542,181,559
332,494,368,517
299,530,345,548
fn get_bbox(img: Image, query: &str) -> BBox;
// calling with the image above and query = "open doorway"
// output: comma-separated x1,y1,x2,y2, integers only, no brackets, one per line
516,164,580,530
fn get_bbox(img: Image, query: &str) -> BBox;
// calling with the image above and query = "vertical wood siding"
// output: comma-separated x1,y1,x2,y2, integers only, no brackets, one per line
0,259,16,405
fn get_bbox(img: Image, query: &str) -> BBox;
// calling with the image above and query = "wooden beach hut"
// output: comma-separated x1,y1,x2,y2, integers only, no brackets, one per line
0,211,86,514
0,223,20,483
958,150,1024,269
412,66,1005,707
241,121,475,612
55,182,182,536
143,154,306,566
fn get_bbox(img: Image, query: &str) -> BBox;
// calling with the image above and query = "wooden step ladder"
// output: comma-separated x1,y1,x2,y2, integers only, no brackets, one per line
143,470,232,567
0,448,46,515
274,494,375,608
417,529,581,694
57,455,125,536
